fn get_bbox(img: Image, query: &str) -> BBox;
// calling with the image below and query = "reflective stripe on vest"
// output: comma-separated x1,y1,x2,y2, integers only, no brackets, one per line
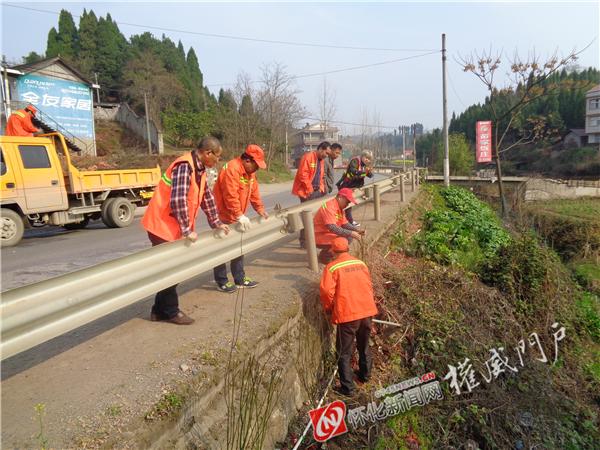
161,172,172,186
329,259,366,273
14,110,26,119
321,201,342,220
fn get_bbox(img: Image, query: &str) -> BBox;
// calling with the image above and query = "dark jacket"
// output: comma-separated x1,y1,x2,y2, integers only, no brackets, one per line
324,155,336,193
336,157,373,190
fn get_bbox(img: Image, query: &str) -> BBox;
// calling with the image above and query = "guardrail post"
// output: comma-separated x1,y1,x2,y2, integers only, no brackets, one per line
374,184,381,221
301,210,319,273
363,186,372,200
400,173,406,202
411,169,416,192
286,212,302,233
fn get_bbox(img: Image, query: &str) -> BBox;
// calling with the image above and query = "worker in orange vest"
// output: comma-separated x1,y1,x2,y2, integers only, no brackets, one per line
292,141,330,247
320,237,378,396
142,136,230,325
5,104,41,137
213,144,269,293
313,188,364,264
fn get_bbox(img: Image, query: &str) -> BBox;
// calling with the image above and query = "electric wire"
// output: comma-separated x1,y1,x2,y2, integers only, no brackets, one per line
5,4,438,52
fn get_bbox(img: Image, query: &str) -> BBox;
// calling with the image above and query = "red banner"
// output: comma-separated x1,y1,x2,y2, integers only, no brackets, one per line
476,121,492,163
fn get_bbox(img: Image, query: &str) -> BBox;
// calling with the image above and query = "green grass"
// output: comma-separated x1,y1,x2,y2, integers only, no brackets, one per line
531,198,600,221
256,159,294,184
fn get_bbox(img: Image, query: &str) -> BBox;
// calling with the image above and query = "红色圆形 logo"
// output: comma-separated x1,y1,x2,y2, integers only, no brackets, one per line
308,400,348,442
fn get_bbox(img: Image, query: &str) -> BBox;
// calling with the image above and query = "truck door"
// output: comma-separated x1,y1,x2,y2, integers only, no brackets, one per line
0,147,17,202
16,144,67,212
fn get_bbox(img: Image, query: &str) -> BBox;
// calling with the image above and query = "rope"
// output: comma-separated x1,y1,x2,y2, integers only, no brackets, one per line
291,367,339,450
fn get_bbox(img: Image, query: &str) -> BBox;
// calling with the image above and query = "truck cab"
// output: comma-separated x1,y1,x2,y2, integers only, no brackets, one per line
1,133,160,247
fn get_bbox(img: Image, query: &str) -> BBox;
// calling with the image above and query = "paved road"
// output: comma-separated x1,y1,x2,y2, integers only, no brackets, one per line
1,172,385,291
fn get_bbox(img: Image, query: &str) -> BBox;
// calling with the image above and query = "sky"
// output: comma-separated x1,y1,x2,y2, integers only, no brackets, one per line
1,1,599,134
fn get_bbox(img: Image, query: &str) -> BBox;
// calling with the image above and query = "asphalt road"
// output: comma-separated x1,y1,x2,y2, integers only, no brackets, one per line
1,172,385,291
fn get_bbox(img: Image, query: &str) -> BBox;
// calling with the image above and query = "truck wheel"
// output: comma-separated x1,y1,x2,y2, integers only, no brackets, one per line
101,198,116,228
0,208,25,247
107,197,135,228
63,217,90,230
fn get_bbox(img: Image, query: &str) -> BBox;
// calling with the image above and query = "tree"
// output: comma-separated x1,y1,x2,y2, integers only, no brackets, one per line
95,14,129,97
256,62,306,168
45,28,60,58
317,77,337,129
459,47,584,215
51,9,79,60
123,49,186,125
77,9,98,77
23,52,44,64
433,133,474,175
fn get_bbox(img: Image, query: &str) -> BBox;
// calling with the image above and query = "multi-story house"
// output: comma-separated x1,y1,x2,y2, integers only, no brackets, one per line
585,84,600,145
292,122,339,167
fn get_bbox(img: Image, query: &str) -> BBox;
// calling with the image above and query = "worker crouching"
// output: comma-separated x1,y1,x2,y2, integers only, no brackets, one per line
313,187,364,264
320,237,378,396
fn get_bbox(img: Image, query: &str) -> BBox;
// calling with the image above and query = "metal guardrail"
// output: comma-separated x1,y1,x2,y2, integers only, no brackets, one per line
0,170,417,359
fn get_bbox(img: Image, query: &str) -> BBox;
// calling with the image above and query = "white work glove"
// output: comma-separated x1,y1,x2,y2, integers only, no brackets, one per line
237,214,251,232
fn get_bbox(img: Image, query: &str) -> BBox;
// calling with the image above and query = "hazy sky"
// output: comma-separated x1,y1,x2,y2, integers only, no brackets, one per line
2,1,598,133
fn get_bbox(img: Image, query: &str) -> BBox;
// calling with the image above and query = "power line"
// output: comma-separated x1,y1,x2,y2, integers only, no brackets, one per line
300,116,399,130
5,4,439,53
206,50,440,87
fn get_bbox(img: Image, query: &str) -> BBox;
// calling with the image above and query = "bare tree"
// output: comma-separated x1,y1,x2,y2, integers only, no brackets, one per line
317,77,337,130
256,62,306,168
459,47,585,215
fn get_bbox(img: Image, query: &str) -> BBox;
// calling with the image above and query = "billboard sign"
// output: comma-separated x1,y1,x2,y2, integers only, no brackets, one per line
16,74,94,139
476,121,492,163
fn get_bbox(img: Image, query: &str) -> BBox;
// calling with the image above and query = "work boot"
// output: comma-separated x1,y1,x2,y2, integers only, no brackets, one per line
151,311,194,325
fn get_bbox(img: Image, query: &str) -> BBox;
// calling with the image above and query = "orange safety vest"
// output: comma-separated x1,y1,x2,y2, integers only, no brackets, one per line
313,197,348,246
5,109,38,137
213,157,265,224
319,252,378,324
142,153,206,241
292,151,325,199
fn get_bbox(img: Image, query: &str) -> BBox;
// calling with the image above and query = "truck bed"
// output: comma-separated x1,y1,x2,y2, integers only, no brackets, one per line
67,165,161,194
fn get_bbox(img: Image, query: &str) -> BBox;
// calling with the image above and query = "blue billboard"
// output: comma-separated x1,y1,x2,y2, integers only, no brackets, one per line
16,74,94,139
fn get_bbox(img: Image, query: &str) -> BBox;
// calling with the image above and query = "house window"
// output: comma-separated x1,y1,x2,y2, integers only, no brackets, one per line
18,145,51,169
590,98,600,110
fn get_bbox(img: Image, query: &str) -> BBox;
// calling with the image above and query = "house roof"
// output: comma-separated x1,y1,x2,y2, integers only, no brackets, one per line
567,128,587,137
298,122,339,133
10,56,95,86
587,84,600,94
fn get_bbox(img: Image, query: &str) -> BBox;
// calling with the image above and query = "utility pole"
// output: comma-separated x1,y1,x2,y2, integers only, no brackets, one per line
442,33,450,186
413,126,417,169
144,92,152,155
94,73,101,104
402,126,406,172
285,127,289,167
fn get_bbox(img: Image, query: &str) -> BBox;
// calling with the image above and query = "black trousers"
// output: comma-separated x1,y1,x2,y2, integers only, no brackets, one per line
148,232,179,319
336,317,373,393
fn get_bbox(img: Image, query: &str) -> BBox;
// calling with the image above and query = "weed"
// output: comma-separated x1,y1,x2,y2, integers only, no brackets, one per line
145,392,184,421
34,403,48,450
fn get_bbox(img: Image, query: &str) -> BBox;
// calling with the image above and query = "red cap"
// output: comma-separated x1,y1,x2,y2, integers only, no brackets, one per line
331,237,349,253
338,188,357,204
25,104,37,114
245,144,266,169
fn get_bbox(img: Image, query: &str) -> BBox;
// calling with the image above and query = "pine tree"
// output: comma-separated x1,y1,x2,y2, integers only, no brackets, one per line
56,9,79,59
77,9,98,77
46,27,60,58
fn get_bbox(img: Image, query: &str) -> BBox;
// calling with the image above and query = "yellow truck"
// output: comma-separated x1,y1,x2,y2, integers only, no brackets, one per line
0,132,160,247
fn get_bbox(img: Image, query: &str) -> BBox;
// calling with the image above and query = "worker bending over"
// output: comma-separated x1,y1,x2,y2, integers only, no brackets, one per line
5,104,41,137
320,237,378,396
142,137,229,325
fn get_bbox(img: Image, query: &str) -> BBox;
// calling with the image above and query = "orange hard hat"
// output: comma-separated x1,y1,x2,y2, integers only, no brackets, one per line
25,104,37,114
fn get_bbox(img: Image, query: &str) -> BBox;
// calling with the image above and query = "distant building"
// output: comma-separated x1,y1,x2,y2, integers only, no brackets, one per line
563,128,588,148
1,56,99,155
585,84,600,145
291,122,339,167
